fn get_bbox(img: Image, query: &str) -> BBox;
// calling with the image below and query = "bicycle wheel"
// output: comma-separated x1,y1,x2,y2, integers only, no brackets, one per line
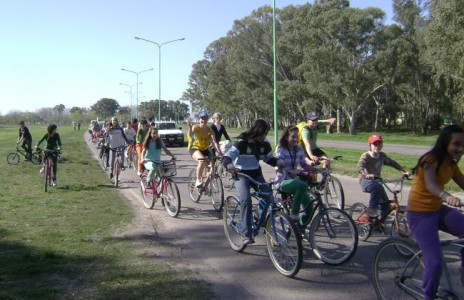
140,177,156,209
223,195,246,252
308,208,358,265
30,153,40,165
264,210,303,277
390,210,410,239
188,169,201,202
162,179,181,218
349,202,372,241
323,176,345,210
132,151,138,171
101,154,108,171
372,237,423,300
113,159,119,188
44,160,51,192
210,176,224,212
7,153,20,165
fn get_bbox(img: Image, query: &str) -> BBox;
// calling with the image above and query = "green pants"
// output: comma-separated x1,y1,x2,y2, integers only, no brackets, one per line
280,179,312,224
143,161,161,184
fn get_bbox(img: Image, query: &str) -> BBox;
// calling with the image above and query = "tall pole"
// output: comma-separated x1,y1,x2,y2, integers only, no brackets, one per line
134,36,185,120
273,0,278,146
120,82,139,119
121,68,153,119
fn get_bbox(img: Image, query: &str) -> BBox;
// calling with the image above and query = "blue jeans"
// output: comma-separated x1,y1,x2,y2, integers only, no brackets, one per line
234,174,270,238
359,178,389,217
407,206,464,300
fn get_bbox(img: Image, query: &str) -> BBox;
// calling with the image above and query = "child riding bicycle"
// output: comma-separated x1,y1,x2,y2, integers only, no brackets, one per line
357,134,409,219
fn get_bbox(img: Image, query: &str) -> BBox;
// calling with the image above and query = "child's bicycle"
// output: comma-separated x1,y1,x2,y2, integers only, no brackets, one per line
223,172,303,277
372,236,464,300
139,158,181,218
277,170,358,266
7,145,40,165
188,153,224,212
349,174,411,241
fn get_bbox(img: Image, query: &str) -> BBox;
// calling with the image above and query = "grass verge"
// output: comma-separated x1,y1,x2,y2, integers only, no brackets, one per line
0,125,212,299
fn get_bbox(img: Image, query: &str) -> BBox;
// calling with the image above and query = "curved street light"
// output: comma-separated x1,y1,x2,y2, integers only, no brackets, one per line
121,68,153,119
134,36,185,120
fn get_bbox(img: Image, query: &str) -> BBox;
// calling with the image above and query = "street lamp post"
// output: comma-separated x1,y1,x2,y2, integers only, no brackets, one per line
119,82,140,119
121,68,153,119
134,36,185,121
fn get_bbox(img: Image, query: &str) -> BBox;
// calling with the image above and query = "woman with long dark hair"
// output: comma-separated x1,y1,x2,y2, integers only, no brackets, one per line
36,124,62,187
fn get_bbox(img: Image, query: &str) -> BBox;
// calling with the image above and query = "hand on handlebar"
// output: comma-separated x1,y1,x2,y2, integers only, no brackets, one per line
445,195,461,208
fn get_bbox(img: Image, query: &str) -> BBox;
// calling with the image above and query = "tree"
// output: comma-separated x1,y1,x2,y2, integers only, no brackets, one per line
91,98,120,119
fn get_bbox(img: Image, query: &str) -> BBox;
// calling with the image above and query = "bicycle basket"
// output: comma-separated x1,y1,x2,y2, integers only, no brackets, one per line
161,161,176,177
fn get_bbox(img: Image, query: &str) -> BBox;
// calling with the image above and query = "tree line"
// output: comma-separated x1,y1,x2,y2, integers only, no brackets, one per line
182,0,464,135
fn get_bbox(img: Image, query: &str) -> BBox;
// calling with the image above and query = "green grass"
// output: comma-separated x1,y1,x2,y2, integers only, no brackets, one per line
0,125,212,299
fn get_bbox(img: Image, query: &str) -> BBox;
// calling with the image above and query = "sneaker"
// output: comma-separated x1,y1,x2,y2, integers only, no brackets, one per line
109,173,113,179
242,237,255,245
137,171,142,176
290,214,300,221
40,167,44,174
379,223,388,235
366,208,379,218
195,179,203,188
50,180,56,187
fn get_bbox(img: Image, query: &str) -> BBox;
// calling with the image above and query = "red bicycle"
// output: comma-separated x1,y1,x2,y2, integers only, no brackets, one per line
37,148,60,192
139,159,181,217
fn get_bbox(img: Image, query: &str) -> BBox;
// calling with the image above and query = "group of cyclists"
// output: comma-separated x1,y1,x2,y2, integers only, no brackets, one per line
16,107,464,299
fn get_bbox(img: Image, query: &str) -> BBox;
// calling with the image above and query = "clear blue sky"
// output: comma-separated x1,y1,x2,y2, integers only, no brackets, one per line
0,0,393,115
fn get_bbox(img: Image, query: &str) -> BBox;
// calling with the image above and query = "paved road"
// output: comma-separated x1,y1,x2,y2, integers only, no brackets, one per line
85,138,462,299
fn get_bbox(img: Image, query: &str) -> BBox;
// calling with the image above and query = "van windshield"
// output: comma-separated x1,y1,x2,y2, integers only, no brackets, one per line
158,123,176,129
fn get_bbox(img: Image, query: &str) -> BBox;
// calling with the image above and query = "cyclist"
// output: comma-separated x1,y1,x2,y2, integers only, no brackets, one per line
299,111,336,168
16,120,33,160
141,127,176,188
210,112,231,143
124,121,136,160
135,119,149,176
36,124,62,187
187,111,222,189
357,134,409,218
105,117,132,179
275,125,316,222
406,125,464,300
91,120,101,142
222,119,284,245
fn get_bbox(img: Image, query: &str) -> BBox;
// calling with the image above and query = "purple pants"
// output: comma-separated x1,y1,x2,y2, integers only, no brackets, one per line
407,206,464,300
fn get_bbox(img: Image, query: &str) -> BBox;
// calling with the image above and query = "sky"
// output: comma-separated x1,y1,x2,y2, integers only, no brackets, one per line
0,0,393,115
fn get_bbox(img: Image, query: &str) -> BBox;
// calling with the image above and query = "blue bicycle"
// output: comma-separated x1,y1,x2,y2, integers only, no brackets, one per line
223,172,303,277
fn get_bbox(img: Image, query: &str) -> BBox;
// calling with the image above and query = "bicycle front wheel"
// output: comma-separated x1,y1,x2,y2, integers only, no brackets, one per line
323,176,345,210
7,153,20,165
372,237,423,300
188,169,200,202
132,151,138,171
308,208,358,265
140,178,155,209
162,179,181,218
223,195,246,252
44,161,51,192
265,210,302,277
113,160,119,188
349,202,372,241
101,154,108,171
210,176,224,212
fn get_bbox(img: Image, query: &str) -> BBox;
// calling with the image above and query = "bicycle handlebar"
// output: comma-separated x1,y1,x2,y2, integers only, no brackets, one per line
231,171,277,188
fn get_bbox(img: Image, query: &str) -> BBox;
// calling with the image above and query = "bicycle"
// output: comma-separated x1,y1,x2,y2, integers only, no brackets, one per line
37,148,60,192
7,145,40,165
372,236,463,299
139,158,181,218
109,146,126,187
312,156,345,210
125,143,138,171
277,170,358,266
349,175,411,242
223,172,303,277
100,144,109,171
187,153,224,212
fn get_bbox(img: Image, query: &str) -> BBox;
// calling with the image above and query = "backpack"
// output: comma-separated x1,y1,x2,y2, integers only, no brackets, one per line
296,121,309,147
